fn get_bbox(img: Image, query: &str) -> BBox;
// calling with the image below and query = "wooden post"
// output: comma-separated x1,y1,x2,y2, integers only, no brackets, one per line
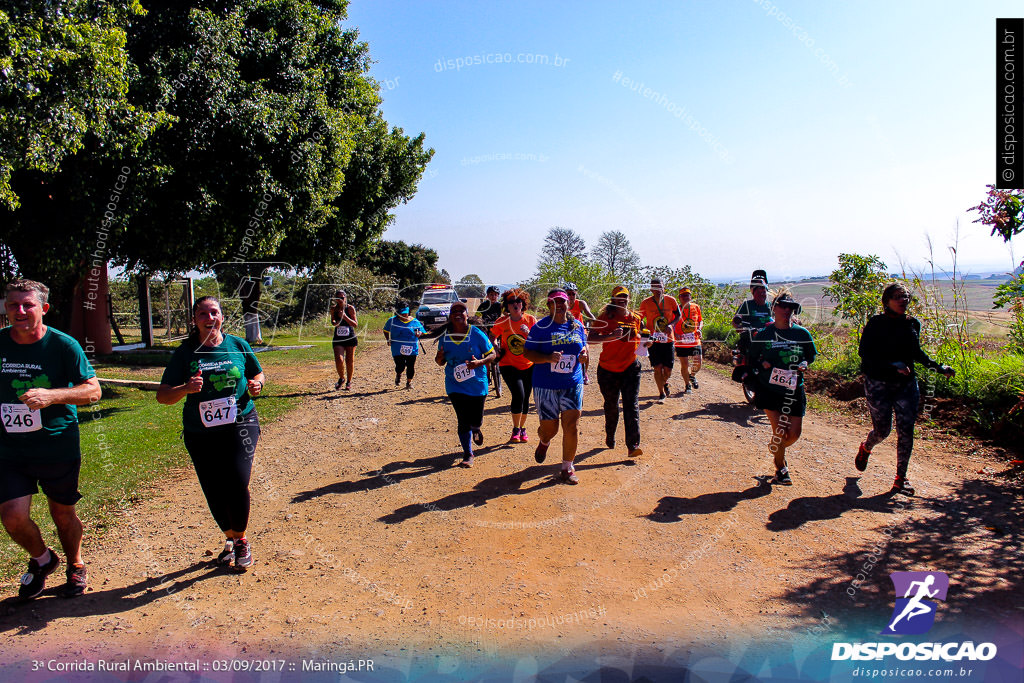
138,274,153,347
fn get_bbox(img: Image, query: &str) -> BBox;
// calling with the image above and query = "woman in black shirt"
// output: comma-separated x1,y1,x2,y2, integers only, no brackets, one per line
856,283,953,496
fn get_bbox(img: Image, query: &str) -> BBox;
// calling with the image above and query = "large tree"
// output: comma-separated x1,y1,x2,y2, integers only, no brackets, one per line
1,0,433,327
537,226,586,268
591,230,640,281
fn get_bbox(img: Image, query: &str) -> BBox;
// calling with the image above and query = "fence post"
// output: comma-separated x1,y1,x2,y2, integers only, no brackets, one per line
137,274,153,348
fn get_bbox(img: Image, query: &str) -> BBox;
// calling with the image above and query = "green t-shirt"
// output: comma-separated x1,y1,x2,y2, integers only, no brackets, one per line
0,327,95,462
734,299,773,331
160,334,263,432
749,324,817,395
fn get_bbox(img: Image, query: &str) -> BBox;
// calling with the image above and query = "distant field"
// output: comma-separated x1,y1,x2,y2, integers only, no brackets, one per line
768,279,1014,340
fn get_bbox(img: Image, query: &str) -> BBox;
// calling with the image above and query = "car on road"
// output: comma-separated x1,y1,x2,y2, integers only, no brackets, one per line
416,285,465,330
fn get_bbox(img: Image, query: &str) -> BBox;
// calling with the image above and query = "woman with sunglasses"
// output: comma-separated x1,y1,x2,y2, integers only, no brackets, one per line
489,289,537,443
749,291,816,486
855,282,954,496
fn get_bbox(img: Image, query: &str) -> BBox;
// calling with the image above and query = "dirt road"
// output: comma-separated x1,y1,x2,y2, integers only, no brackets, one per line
1,344,1018,667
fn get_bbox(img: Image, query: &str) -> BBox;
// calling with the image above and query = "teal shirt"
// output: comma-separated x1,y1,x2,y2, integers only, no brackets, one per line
161,334,263,432
735,299,773,331
0,327,95,462
749,324,817,395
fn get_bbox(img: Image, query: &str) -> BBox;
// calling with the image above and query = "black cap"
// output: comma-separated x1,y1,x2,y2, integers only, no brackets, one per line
772,292,801,314
486,285,500,294
750,269,768,288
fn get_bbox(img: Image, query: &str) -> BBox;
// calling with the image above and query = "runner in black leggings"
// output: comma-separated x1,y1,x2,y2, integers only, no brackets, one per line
157,296,265,571
489,288,537,443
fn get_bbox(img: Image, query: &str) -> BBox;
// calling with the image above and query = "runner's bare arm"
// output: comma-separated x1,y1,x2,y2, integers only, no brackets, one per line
523,348,560,364
18,377,101,409
157,372,204,405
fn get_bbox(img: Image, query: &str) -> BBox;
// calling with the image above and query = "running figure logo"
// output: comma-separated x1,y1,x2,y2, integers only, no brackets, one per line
883,571,949,635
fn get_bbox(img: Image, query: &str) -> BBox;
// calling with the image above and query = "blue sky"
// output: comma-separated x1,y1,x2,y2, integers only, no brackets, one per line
345,0,1022,284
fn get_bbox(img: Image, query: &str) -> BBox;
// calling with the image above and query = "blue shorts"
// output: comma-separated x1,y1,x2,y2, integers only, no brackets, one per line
534,385,584,421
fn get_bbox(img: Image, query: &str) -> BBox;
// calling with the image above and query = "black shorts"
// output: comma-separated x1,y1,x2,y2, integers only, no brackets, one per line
0,458,83,506
332,335,358,348
648,342,675,368
674,346,703,358
754,387,807,417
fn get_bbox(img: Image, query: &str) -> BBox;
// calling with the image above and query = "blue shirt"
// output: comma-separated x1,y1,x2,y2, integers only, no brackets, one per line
525,316,587,390
383,316,425,356
440,326,494,396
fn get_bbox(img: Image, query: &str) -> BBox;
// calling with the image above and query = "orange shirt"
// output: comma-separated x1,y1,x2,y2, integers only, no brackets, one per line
596,312,643,373
674,302,703,347
638,295,680,343
569,299,585,323
491,314,537,370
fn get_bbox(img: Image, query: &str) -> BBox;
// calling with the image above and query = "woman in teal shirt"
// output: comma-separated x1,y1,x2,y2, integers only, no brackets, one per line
749,291,817,486
157,296,265,571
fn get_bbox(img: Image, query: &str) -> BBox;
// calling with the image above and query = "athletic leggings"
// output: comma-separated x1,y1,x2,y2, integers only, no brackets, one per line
394,355,417,380
597,361,641,450
499,365,533,415
863,377,919,478
182,411,260,533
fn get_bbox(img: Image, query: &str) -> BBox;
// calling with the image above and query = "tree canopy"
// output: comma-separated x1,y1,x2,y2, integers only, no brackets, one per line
537,226,586,269
590,230,640,281
0,0,433,322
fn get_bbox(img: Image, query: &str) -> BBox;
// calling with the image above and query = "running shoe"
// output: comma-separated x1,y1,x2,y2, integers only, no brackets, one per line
657,394,666,404
334,379,344,390
394,379,401,388
774,467,792,485
61,564,88,598
405,382,413,390
344,381,351,391
461,455,474,468
605,433,615,449
233,538,253,572
473,429,484,446
215,539,234,566
534,441,549,463
18,549,60,601
684,385,692,394
583,374,590,386
664,382,671,395
628,447,643,458
691,376,699,389
519,429,529,443
892,476,915,496
560,469,579,485
509,429,521,444
855,442,871,472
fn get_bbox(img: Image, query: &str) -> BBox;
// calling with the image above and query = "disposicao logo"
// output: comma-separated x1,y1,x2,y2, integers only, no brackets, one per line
831,571,997,662
883,571,948,635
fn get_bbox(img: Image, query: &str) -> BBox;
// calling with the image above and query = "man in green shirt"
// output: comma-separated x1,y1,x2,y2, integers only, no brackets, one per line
0,279,101,600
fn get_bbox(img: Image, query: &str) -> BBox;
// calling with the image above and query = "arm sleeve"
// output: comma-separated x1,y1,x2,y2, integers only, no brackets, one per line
911,319,943,370
66,338,96,384
239,339,263,377
160,344,189,386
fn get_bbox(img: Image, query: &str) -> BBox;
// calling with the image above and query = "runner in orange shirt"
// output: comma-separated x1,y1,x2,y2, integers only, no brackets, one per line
638,277,681,403
565,283,596,385
587,286,645,457
673,286,703,394
489,288,537,443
